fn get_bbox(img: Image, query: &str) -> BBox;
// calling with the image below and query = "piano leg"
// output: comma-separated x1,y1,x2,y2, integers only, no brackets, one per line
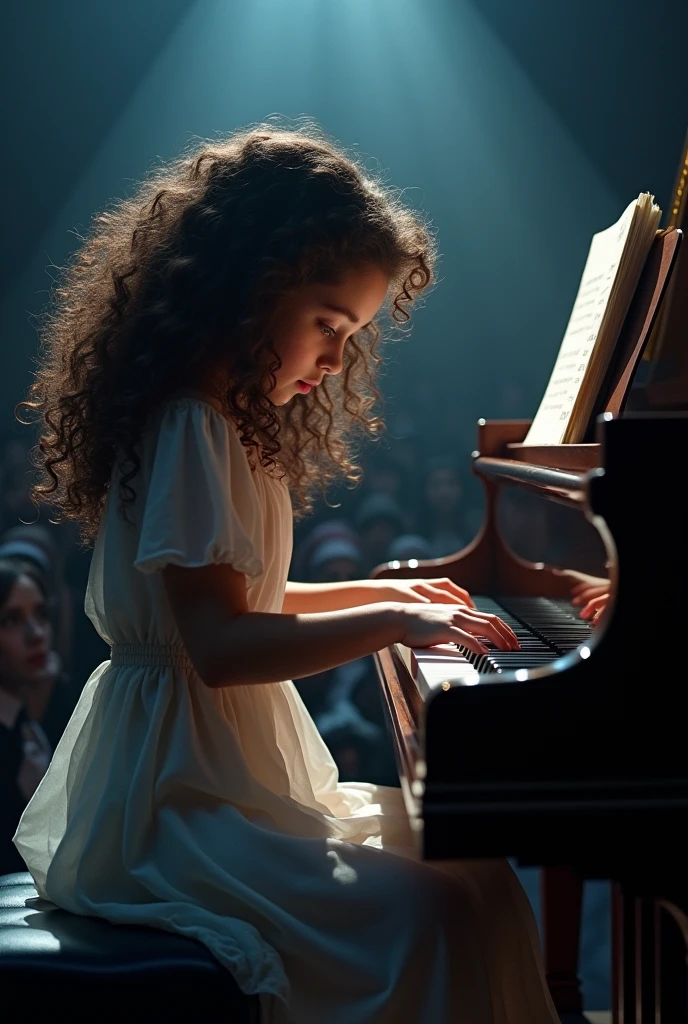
613,889,688,1023
541,865,583,1014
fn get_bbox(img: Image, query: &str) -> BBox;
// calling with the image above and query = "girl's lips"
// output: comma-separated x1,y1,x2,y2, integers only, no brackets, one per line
296,380,313,394
26,651,47,667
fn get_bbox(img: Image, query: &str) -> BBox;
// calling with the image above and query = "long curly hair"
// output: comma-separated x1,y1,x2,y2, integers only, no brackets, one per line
17,118,438,547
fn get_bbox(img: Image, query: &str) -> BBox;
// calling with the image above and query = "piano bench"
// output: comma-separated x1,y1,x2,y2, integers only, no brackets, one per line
0,872,260,1020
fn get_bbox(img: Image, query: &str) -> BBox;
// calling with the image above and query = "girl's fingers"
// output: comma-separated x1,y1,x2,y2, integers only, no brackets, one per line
478,612,520,649
450,627,489,655
426,579,476,608
579,593,609,619
455,611,519,651
572,584,609,606
420,584,470,607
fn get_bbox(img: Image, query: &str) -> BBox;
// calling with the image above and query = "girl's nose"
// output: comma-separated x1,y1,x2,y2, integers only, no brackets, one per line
318,342,345,376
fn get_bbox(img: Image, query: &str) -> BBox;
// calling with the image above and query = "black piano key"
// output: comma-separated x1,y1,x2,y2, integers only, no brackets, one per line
455,594,594,674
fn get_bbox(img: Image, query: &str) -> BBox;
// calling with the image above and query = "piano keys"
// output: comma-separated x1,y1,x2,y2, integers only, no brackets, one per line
399,596,595,700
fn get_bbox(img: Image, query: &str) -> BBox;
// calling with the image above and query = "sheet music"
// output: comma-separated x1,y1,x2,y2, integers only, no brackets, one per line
524,198,639,446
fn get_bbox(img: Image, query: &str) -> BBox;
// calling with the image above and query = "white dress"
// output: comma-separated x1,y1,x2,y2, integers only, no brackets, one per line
14,392,559,1024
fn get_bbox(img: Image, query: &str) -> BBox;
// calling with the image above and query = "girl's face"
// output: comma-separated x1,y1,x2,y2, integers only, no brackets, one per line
266,264,390,406
0,575,52,694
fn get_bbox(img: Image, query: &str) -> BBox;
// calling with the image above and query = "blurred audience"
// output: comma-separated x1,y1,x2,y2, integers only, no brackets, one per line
420,455,468,558
290,519,360,582
354,493,406,574
387,534,433,562
359,448,407,504
308,536,363,585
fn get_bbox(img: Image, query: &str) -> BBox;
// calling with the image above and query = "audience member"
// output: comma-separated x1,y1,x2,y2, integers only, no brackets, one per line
0,524,110,725
0,525,74,678
420,455,468,558
354,493,406,574
385,412,422,479
387,533,434,563
358,448,407,503
290,518,359,582
308,536,363,584
0,558,57,873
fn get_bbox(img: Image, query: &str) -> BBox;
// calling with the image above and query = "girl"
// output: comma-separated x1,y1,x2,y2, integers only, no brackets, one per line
14,122,559,1023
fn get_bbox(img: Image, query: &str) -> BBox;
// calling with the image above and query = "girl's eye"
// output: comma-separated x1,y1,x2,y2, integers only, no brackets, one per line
318,321,336,339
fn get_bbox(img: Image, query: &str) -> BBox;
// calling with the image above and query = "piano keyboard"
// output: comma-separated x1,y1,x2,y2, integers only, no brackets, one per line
396,595,595,697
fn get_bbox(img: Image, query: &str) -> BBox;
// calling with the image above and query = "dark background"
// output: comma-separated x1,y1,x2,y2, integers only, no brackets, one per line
1,0,685,436
1,1,685,1011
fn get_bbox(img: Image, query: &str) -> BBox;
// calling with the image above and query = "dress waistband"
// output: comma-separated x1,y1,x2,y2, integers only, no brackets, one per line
110,642,196,672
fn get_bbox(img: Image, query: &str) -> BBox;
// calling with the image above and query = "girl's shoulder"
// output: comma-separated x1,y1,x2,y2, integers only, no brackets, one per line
164,387,233,423
162,389,288,487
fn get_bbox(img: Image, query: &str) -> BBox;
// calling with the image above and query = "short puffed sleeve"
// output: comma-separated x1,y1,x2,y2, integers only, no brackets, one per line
133,398,264,578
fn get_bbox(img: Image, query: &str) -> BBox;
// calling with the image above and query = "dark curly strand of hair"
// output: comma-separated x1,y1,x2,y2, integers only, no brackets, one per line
16,118,438,547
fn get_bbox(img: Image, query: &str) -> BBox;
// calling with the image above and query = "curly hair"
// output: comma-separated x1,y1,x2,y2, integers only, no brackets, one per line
16,118,438,547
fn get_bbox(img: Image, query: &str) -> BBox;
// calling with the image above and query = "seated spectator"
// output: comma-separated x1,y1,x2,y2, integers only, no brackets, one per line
0,523,110,703
290,518,359,581
360,448,407,502
308,536,363,584
354,493,406,574
419,455,468,558
0,557,59,874
0,525,73,679
387,533,433,563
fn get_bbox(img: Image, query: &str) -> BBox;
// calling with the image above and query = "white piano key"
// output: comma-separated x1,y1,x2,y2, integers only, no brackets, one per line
395,643,480,698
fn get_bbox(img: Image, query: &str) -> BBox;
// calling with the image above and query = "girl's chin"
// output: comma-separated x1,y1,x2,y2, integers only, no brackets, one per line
267,388,293,406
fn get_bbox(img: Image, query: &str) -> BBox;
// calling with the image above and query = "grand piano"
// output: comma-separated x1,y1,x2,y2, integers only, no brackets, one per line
371,139,688,1023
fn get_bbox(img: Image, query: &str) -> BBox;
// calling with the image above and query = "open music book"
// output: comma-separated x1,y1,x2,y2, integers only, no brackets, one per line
525,193,662,445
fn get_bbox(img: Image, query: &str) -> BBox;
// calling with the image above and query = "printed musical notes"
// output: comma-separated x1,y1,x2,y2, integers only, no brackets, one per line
525,194,661,445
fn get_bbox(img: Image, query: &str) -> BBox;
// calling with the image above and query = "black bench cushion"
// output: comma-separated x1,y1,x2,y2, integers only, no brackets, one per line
0,872,260,1017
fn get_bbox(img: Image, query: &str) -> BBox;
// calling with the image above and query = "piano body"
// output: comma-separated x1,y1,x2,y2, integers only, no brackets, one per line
371,213,688,1020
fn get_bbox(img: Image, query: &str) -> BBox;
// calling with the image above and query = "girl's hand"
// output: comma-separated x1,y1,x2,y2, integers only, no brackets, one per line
377,577,476,609
552,568,611,608
397,602,520,655
579,591,611,625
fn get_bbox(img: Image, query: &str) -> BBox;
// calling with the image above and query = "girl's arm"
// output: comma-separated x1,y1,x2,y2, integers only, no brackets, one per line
164,563,405,686
282,578,475,614
282,579,389,613
163,563,515,688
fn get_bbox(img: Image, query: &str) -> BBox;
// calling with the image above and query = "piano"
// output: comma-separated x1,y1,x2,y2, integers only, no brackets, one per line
371,145,688,1023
